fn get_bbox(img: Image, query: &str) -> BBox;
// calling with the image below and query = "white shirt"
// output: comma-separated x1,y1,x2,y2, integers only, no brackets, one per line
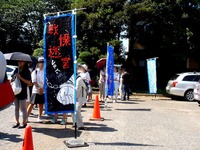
99,70,105,83
80,72,91,84
114,72,120,84
31,68,44,94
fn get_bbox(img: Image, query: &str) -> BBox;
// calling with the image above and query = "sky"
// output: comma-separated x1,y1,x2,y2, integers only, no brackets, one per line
122,38,129,52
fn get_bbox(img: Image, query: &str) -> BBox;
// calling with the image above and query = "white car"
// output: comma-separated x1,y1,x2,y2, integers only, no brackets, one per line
6,65,18,80
166,72,200,101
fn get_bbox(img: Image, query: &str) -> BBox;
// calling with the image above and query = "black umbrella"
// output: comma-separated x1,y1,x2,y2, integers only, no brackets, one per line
4,52,32,62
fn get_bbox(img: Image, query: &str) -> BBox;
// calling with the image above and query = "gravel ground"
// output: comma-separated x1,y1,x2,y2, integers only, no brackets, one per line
1,96,200,150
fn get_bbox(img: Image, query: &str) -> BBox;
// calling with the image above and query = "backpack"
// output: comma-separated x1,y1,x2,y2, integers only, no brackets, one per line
77,75,88,96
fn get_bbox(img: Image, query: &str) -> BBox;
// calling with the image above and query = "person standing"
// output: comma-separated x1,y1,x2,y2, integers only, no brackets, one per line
119,69,124,100
0,51,6,84
113,67,120,102
79,64,92,103
12,60,31,128
73,66,87,130
99,67,105,101
122,68,130,101
27,57,44,123
82,64,92,101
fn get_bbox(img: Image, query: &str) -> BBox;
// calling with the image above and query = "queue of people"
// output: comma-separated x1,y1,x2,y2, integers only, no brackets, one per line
10,57,91,130
99,67,130,102
9,55,129,129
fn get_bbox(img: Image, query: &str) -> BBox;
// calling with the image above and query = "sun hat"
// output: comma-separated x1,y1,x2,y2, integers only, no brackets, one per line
81,64,88,71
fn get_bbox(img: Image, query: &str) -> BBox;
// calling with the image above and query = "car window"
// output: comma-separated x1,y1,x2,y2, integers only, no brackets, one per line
6,67,14,73
194,75,200,82
182,75,197,82
170,75,179,80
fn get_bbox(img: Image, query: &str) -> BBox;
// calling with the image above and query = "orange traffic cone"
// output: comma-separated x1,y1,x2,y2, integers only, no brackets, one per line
22,125,34,150
90,95,104,121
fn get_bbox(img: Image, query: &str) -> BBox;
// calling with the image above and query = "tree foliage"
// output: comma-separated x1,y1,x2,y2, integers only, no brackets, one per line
0,0,199,70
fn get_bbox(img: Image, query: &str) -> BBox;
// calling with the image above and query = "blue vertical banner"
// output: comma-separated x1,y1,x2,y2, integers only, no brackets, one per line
43,14,75,114
106,44,114,96
147,58,157,94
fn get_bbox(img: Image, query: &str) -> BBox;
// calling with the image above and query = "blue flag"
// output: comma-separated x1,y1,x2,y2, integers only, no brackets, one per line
106,45,114,96
147,58,157,94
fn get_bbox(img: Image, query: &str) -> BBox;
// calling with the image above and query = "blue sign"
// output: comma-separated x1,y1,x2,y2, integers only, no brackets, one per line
147,58,157,94
106,45,114,96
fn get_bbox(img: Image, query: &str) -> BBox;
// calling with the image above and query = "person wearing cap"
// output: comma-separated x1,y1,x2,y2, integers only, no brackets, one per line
79,64,92,102
72,65,88,130
27,57,44,122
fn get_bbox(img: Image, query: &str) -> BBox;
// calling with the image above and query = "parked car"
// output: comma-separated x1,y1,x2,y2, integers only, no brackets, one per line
6,65,17,80
166,72,200,101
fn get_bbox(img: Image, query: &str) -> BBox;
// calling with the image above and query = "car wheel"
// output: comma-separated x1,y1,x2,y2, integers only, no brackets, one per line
184,90,194,101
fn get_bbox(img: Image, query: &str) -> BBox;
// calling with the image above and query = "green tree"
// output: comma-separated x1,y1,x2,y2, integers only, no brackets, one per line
0,0,71,54
33,40,43,58
75,0,127,66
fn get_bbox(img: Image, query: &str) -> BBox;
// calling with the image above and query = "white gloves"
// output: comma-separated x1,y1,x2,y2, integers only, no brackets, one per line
57,75,74,105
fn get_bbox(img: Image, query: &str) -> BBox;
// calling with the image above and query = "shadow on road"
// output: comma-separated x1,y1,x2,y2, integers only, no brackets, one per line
116,101,139,104
115,108,151,111
131,99,146,102
85,122,117,132
0,132,23,143
94,142,160,147
32,127,81,138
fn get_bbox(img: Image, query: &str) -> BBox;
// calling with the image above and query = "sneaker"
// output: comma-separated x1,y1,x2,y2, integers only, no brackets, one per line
51,117,57,124
18,123,27,129
60,118,66,125
12,123,20,128
78,127,86,130
37,118,43,123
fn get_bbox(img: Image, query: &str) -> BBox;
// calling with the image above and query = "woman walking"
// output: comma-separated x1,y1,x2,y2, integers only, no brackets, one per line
12,60,31,128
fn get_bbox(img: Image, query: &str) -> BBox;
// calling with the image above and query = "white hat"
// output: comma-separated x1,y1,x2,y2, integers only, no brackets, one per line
38,57,44,63
81,64,88,71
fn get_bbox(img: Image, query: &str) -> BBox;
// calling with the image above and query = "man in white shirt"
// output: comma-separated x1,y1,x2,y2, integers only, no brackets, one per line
27,57,44,122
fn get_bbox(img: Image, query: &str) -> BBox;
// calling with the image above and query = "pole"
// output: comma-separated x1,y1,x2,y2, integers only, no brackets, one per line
104,43,109,110
43,8,86,17
72,8,77,139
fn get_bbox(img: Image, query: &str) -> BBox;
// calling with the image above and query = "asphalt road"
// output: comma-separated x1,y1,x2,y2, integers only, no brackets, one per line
1,96,200,150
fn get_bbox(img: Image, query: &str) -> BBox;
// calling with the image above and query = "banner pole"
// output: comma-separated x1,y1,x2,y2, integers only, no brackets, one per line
64,8,88,148
72,8,77,139
104,43,109,110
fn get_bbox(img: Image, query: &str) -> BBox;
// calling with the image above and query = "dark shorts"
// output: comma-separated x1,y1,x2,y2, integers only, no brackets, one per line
30,93,44,104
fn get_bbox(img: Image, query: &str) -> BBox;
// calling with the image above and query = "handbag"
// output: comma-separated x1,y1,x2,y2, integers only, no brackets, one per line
0,80,15,110
11,76,22,95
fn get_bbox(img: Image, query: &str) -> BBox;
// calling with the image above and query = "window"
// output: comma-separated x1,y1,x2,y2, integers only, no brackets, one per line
182,75,198,82
170,75,179,80
193,75,200,82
